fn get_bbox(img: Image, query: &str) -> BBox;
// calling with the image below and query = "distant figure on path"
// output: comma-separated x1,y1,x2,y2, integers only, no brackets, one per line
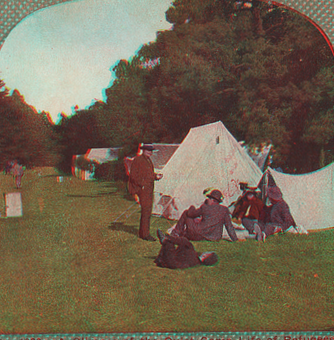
154,229,218,269
170,189,239,242
128,144,163,242
4,161,14,175
11,161,24,189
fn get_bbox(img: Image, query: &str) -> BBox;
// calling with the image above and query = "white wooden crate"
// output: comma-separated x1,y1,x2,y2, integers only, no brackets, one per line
5,192,23,217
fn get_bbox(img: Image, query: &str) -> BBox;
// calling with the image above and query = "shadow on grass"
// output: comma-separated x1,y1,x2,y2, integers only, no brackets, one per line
98,182,117,187
108,222,138,236
97,182,135,202
143,255,158,259
42,174,70,178
122,193,137,202
65,192,118,198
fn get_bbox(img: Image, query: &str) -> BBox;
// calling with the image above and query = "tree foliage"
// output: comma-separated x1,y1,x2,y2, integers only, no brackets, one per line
57,0,334,174
0,85,59,168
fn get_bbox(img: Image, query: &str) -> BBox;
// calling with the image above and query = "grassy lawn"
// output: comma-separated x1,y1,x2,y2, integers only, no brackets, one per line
0,167,333,333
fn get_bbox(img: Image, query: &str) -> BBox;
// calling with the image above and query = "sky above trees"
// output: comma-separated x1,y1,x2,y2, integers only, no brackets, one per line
0,0,172,123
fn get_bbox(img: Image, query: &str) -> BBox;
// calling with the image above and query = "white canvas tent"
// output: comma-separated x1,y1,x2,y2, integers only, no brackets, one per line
264,165,334,231
153,121,263,220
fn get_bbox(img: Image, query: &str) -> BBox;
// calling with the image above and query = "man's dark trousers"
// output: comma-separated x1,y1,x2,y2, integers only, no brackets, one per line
138,185,154,239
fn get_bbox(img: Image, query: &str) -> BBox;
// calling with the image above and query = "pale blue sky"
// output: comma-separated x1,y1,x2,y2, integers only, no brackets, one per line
0,0,172,123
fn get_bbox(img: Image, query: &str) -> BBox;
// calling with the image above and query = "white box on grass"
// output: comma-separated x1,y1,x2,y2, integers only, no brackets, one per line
5,193,23,217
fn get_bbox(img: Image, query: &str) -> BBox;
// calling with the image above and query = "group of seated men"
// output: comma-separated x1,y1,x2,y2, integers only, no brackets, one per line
232,185,296,241
166,185,296,242
154,185,296,269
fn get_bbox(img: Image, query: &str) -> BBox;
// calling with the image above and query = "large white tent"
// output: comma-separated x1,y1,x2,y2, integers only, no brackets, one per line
153,121,263,220
265,165,334,231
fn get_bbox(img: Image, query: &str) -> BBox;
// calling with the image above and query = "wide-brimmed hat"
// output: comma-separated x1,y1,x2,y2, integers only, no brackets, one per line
140,144,155,151
206,189,224,203
267,186,283,201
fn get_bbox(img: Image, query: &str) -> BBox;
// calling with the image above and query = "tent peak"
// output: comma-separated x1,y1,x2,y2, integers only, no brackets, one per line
190,121,224,130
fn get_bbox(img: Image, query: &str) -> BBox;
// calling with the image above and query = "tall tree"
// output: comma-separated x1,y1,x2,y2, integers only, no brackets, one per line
0,86,59,167
64,0,333,173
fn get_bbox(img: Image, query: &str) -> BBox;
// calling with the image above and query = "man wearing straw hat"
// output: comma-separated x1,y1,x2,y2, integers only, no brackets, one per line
170,189,239,242
129,143,163,241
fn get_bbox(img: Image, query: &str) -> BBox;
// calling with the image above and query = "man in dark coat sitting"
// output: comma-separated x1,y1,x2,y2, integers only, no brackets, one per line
254,186,296,241
154,229,218,269
170,189,238,242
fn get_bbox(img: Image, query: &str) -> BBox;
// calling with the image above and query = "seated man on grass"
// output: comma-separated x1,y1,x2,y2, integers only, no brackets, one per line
170,189,239,242
233,188,265,235
154,229,218,269
253,186,296,242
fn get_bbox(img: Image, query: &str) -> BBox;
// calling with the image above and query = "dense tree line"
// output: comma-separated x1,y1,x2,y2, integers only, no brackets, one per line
60,0,333,174
0,81,60,168
2,0,334,175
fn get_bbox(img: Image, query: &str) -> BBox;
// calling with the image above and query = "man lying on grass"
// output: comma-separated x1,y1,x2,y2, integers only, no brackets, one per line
170,189,239,242
154,229,218,269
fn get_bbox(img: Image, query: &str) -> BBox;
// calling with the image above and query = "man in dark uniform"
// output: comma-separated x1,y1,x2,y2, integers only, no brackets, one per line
171,189,239,242
128,144,163,241
154,229,218,269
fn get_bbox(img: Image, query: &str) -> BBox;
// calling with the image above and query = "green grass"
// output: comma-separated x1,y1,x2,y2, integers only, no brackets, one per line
0,167,333,333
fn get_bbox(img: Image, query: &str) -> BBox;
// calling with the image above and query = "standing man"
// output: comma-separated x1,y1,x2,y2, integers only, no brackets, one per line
11,161,24,189
128,144,163,241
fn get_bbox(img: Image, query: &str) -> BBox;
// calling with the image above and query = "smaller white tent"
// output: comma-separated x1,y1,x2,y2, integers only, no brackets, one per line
153,121,263,220
265,165,334,231
86,148,121,164
73,148,121,180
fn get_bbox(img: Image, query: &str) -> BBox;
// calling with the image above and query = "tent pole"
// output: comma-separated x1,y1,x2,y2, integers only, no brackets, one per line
113,195,174,226
150,196,175,227
112,202,139,223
